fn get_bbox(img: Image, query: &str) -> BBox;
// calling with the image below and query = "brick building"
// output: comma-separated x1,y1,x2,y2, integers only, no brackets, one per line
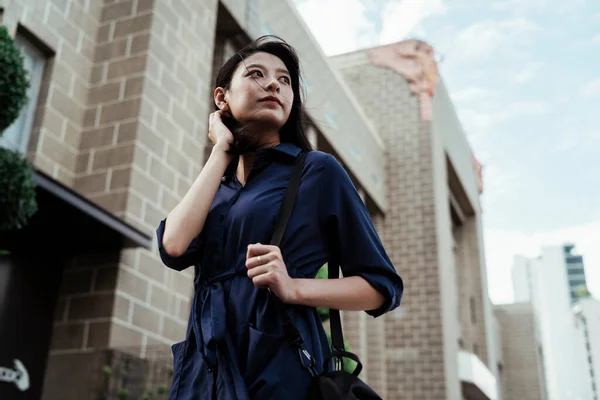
494,303,547,400
0,0,499,399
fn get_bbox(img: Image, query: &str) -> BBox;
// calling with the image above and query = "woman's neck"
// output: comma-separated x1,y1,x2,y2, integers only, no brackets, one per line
235,131,280,186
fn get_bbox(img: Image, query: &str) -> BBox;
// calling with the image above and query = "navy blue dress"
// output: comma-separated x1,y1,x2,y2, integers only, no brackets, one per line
156,143,403,400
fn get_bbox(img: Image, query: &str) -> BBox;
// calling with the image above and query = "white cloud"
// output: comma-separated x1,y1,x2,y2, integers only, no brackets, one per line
592,34,600,44
548,115,600,154
293,0,378,55
484,218,600,304
458,101,550,133
451,87,496,103
492,0,587,13
379,0,448,45
448,18,539,61
492,0,545,11
510,61,545,83
579,77,600,97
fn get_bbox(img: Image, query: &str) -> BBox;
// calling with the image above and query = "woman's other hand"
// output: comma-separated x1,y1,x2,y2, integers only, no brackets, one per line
246,243,298,303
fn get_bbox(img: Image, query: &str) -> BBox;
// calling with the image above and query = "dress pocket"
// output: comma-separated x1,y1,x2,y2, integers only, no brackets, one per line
245,325,285,383
168,340,187,400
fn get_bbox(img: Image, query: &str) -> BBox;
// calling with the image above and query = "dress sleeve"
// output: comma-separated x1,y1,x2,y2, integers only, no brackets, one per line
155,218,204,271
318,154,403,318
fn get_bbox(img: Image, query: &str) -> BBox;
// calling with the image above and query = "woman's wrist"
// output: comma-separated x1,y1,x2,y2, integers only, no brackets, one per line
212,141,232,155
284,278,305,305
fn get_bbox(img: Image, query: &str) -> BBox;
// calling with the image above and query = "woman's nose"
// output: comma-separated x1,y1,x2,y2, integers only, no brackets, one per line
265,78,280,93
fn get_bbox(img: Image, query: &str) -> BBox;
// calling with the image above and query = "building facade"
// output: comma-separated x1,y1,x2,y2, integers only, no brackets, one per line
511,245,594,400
494,303,547,400
513,244,590,304
0,0,497,399
574,298,600,400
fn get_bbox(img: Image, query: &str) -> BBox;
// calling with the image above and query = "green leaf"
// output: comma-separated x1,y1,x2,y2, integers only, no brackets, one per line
315,264,330,322
325,330,358,374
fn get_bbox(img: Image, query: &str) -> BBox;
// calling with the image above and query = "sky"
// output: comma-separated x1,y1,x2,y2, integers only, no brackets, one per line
292,0,600,304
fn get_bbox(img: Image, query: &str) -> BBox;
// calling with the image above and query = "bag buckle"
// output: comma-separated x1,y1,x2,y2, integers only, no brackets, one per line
298,347,318,377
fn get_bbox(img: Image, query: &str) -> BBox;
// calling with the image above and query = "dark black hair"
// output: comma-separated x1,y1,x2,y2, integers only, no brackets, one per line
214,35,313,155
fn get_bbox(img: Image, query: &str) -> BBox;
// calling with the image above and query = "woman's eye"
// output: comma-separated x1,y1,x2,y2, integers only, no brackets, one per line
250,70,263,77
280,76,290,84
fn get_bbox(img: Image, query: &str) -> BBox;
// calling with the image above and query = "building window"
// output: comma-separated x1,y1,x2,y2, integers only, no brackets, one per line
470,296,477,324
1,32,46,153
568,267,585,276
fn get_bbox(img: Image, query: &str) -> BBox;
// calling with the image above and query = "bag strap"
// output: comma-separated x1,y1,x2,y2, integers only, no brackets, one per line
270,151,306,250
269,151,347,374
269,152,308,349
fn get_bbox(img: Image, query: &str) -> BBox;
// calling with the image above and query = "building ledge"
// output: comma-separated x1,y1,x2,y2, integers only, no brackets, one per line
0,170,152,254
458,350,498,400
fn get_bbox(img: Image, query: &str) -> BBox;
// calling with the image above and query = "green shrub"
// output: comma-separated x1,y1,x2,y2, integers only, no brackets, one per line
0,147,37,231
0,25,29,133
0,25,37,232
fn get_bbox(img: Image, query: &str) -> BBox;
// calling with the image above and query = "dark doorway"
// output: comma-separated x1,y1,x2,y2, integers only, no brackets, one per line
0,253,64,400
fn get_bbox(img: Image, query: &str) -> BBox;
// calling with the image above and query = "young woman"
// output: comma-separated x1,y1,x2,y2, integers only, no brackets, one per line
156,35,403,400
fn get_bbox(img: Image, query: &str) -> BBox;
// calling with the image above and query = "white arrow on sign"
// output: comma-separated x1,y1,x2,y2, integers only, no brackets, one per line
0,359,30,391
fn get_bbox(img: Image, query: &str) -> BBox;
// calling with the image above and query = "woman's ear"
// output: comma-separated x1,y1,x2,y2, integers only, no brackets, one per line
214,87,229,111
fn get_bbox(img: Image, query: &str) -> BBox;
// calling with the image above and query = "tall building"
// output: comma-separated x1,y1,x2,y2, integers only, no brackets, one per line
0,1,497,399
511,245,593,400
513,244,590,304
574,298,600,400
512,255,534,303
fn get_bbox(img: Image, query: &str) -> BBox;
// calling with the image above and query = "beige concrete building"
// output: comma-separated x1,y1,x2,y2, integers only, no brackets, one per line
494,303,547,400
0,0,498,399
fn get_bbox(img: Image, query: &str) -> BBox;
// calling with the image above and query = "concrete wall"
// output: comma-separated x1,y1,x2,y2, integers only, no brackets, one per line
432,80,480,211
512,255,533,302
575,298,600,400
434,72,499,394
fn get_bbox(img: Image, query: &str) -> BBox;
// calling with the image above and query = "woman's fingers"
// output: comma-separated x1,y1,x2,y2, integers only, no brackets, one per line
247,264,272,279
246,253,273,269
251,272,272,289
247,243,279,258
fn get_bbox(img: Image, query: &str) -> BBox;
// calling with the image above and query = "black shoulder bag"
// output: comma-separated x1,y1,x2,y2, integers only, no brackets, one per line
268,152,382,400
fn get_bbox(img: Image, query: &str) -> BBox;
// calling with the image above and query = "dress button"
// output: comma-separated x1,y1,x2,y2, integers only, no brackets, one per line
221,177,226,182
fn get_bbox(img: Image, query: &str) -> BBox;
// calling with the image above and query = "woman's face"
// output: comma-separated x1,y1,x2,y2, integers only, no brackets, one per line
221,52,294,131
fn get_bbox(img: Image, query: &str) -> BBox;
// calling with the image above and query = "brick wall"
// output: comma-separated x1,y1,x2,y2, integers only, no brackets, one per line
1,0,220,371
334,55,448,400
2,0,103,185
90,0,219,352
494,303,545,400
